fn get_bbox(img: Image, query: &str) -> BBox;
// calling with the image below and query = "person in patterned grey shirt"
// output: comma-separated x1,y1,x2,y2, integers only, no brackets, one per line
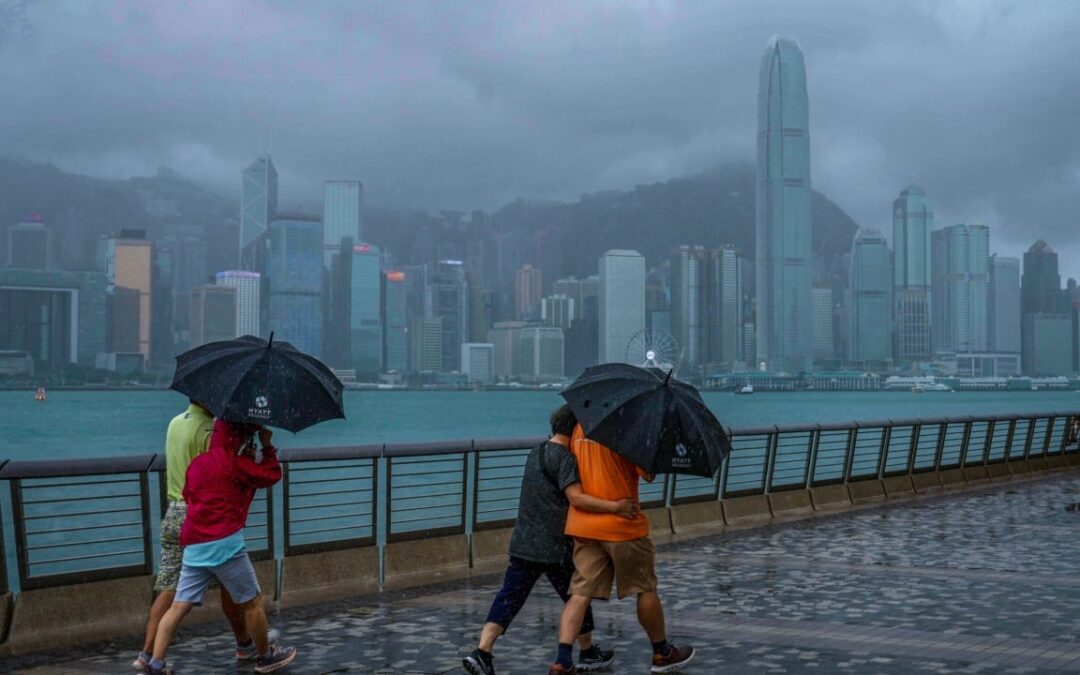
463,405,639,675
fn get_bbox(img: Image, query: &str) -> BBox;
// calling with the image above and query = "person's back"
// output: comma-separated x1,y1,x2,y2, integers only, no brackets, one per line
508,441,578,565
165,403,214,501
564,425,648,542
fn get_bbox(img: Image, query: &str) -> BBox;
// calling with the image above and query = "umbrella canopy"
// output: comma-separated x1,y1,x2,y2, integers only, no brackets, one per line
560,363,731,477
170,334,345,433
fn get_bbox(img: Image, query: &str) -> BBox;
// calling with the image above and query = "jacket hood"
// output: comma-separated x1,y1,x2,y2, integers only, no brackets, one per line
211,419,260,455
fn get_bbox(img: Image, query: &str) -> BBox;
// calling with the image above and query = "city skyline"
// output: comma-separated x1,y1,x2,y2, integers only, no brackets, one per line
2,2,1078,280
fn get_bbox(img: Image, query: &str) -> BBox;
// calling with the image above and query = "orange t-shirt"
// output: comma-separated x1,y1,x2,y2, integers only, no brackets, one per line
564,424,650,542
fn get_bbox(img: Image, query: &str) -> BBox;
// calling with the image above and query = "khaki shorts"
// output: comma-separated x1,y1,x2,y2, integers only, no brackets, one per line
569,536,658,600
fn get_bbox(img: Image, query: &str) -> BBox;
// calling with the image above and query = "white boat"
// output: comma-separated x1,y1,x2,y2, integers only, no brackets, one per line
913,383,951,393
736,384,754,395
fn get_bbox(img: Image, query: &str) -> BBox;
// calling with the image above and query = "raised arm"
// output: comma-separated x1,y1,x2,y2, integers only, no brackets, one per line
235,445,282,489
564,483,639,519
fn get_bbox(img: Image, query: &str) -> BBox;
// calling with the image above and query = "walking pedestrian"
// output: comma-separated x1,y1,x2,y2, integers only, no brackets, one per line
145,420,297,674
464,404,638,675
548,425,695,674
132,400,254,671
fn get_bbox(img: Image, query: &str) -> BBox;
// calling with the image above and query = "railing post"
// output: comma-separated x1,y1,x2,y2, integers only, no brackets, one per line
1042,417,1055,456
469,442,480,536
1022,418,1036,459
875,424,890,478
804,428,820,488
906,423,921,474
932,422,947,471
139,472,153,575
9,479,28,589
957,422,972,466
763,431,778,493
841,428,858,482
1004,419,1017,460
281,464,292,556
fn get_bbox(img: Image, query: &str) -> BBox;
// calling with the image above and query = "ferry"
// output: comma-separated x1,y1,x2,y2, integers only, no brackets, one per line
35,386,46,402
912,383,951,393
735,384,754,395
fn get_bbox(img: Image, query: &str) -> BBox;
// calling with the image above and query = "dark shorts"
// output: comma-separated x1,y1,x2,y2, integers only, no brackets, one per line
485,556,595,634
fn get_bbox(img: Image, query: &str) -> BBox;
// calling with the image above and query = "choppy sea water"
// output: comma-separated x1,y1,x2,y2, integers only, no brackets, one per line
2,389,1079,460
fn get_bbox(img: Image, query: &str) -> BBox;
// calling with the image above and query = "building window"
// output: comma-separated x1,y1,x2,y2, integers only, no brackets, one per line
783,178,805,187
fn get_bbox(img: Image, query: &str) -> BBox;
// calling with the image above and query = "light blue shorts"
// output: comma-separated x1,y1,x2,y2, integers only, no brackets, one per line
175,551,260,606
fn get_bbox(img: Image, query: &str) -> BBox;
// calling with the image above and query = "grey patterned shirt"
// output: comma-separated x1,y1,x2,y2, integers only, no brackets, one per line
507,441,581,565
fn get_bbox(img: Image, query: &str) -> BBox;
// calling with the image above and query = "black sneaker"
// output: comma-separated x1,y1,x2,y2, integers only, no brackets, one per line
254,645,297,673
463,648,496,675
577,644,615,671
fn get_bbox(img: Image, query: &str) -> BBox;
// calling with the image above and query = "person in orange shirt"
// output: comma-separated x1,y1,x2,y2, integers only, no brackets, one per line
548,425,695,674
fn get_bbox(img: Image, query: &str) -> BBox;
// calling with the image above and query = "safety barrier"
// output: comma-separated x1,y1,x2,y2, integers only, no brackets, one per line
0,411,1077,653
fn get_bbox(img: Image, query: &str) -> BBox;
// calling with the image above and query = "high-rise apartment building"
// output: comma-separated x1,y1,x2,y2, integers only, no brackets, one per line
101,230,153,360
756,36,813,373
409,316,443,373
849,228,893,363
892,186,933,362
598,250,645,364
383,271,408,373
934,224,990,353
670,246,704,369
240,155,278,273
988,255,1020,354
350,243,382,378
215,271,261,337
323,180,364,267
514,264,542,321
7,216,50,270
189,285,237,347
267,216,322,356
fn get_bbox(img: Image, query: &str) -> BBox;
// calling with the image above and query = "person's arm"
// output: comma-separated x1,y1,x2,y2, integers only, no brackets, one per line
564,483,639,519
235,428,282,488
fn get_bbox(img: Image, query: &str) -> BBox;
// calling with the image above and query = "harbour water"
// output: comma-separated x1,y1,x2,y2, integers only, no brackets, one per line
2,389,1079,460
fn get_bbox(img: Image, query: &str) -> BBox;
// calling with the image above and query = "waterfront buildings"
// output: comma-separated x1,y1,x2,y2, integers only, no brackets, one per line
541,294,575,329
460,342,495,384
934,224,989,353
189,285,237,347
240,155,278,273
267,216,322,356
892,186,933,362
427,260,469,372
7,216,50,270
323,180,364,267
755,35,813,374
849,228,893,364
811,284,834,361
383,270,408,373
703,247,743,371
215,270,261,337
1023,314,1072,377
409,316,443,373
670,246,703,369
101,230,153,361
988,255,1021,354
515,264,542,321
598,250,645,364
1021,240,1068,375
516,326,565,383
487,321,526,381
350,243,382,378
553,276,586,321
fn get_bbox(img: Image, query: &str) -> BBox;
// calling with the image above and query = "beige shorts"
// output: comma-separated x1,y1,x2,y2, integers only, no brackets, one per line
569,536,658,600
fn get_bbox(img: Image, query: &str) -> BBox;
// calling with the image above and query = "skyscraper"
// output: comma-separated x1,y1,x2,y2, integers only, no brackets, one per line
892,186,933,362
215,271,261,337
988,255,1020,354
849,228,893,363
553,276,585,321
811,284,834,360
460,342,495,385
266,216,322,356
756,35,813,373
101,231,153,361
598,250,645,365
1021,240,1067,375
189,285,237,347
240,155,278,272
515,326,565,383
670,246,704,369
514,264,542,321
427,260,469,372
937,224,990,353
7,215,50,270
703,247,743,370
541,294,575,329
323,180,364,267
383,271,408,373
350,243,382,378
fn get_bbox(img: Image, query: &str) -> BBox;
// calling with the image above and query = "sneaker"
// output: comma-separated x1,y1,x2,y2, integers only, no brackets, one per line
237,628,282,661
651,644,695,673
147,664,175,675
463,648,496,675
131,651,151,671
254,645,297,673
577,644,615,671
548,664,577,675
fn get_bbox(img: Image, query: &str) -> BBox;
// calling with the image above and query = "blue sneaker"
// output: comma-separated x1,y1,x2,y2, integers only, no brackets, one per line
237,628,281,661
254,645,297,673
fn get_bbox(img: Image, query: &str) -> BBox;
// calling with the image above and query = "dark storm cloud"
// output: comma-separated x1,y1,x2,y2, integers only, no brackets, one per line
1,0,1078,275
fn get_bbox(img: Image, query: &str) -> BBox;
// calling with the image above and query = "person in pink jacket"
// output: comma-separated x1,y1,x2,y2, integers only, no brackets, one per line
146,420,297,675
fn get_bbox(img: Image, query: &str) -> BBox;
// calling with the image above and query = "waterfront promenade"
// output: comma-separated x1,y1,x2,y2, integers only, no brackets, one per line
7,471,1080,674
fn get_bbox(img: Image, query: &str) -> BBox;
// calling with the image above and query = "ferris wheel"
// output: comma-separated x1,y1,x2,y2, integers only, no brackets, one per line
625,328,679,371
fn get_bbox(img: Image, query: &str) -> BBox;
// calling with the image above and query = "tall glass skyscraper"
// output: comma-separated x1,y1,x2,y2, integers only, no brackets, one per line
427,260,469,372
704,247,743,371
323,181,364,267
383,270,408,373
349,243,382,378
215,270,261,337
849,228,893,363
937,224,990,353
670,246,703,369
1021,240,1066,375
240,155,278,272
756,36,812,373
598,250,645,364
988,255,1020,353
892,185,933,362
267,216,322,356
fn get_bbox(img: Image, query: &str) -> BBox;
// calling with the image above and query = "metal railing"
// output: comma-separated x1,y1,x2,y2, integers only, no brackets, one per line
0,411,1077,594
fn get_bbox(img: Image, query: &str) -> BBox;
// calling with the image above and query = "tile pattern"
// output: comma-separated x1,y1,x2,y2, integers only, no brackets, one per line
7,473,1080,674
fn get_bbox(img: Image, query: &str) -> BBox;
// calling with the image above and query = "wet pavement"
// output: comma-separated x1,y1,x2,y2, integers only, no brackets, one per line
8,472,1080,674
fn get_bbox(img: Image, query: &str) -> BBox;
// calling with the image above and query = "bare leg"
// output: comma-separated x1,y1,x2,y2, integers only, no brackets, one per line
220,587,250,643
141,590,175,654
636,590,666,643
577,631,593,650
152,601,194,662
558,595,592,645
478,622,504,652
242,594,270,655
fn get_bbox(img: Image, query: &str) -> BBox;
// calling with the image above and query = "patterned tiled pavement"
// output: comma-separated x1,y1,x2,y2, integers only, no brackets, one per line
8,473,1080,674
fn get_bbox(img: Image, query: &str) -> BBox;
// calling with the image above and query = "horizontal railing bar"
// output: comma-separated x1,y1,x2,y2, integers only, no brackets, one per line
1,454,157,479
287,502,372,514
288,523,373,537
22,506,140,521
22,492,141,506
21,477,139,490
29,548,143,564
287,473,374,486
278,445,383,462
287,486,373,499
26,520,142,535
289,512,372,525
29,535,143,551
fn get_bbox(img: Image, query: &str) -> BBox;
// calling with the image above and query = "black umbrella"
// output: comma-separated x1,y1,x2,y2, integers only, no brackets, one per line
170,334,345,432
560,363,731,477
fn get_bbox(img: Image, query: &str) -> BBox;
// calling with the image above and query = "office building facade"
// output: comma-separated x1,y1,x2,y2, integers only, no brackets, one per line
515,264,542,321
516,326,565,383
215,270,261,338
323,180,364,267
240,155,278,272
892,186,933,362
101,231,153,361
849,228,893,363
267,216,322,356
7,216,50,270
460,342,495,385
670,246,704,369
703,247,743,371
383,271,408,373
350,243,382,378
189,285,237,347
598,250,645,364
988,255,1021,354
935,224,989,353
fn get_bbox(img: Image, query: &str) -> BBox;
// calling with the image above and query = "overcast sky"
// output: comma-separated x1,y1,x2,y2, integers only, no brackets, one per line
2,0,1078,278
